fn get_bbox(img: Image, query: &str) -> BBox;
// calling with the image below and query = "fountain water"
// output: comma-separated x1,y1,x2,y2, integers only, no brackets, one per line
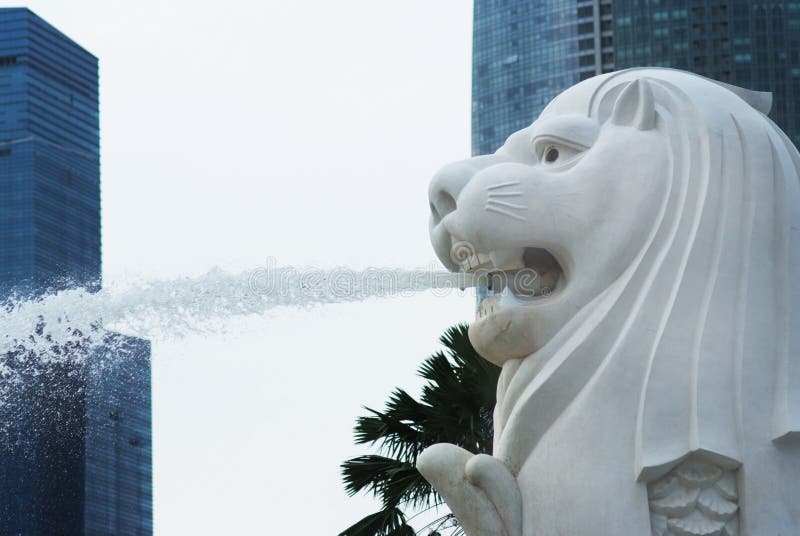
1,262,487,358
0,262,486,439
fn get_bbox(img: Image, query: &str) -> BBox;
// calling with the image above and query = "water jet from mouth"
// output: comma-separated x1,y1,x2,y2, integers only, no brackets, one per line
1,263,486,358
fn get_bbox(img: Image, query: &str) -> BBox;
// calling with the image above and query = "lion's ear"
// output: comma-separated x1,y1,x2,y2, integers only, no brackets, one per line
611,79,656,130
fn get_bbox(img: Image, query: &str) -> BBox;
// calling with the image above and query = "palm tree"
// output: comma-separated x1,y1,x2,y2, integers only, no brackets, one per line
339,324,501,536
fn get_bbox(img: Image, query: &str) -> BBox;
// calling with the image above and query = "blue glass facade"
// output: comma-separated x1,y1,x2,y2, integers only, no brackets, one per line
0,342,89,534
0,8,101,294
0,334,153,536
613,0,800,148
0,9,152,535
85,334,153,535
472,0,614,154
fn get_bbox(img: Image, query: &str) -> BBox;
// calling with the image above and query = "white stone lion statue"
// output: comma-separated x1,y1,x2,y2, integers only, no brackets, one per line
421,68,800,536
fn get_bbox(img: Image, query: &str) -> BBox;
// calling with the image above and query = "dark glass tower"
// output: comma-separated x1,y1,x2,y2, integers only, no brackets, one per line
0,8,152,535
613,0,800,148
472,0,614,154
0,8,101,294
85,334,153,535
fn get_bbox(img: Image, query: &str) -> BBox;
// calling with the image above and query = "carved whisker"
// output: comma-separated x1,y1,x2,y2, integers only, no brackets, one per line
486,181,521,191
486,200,527,210
487,191,524,198
485,205,526,222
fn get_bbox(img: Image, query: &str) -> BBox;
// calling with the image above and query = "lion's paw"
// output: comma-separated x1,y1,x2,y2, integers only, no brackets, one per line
417,444,521,536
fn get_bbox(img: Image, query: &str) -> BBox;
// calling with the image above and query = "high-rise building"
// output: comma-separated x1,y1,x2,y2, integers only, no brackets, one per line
85,334,153,534
0,8,152,534
612,0,800,148
472,0,800,154
472,0,614,155
0,8,100,294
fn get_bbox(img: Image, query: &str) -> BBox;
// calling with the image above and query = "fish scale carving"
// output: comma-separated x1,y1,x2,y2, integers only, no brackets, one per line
648,458,739,536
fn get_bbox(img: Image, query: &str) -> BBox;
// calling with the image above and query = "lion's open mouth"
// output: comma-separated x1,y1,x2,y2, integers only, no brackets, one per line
456,247,565,319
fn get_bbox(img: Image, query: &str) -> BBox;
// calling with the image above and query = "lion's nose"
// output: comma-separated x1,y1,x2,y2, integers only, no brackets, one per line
429,162,472,226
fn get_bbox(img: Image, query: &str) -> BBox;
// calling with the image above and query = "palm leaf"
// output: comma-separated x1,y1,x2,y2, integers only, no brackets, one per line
338,506,413,536
340,323,499,534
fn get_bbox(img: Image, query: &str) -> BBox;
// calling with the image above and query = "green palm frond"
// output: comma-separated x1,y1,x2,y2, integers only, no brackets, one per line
354,388,428,460
340,323,500,534
338,506,414,536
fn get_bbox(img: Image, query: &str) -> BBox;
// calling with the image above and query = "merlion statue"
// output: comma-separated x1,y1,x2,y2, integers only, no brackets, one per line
420,67,800,535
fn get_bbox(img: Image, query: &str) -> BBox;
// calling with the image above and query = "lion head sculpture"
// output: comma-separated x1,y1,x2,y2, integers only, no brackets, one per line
420,68,800,536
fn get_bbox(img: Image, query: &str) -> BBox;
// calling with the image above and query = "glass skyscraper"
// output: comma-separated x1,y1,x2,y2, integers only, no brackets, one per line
85,335,153,534
0,8,152,534
472,0,800,153
472,0,614,154
613,0,800,148
0,8,100,294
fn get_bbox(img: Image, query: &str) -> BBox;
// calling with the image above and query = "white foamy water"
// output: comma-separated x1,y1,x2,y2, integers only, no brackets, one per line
1,264,478,356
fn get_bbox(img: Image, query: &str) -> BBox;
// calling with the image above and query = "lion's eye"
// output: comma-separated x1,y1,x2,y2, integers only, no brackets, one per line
533,139,585,167
544,146,560,163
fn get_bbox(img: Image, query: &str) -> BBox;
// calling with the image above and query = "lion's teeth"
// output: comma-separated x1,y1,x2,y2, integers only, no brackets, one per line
459,252,492,271
490,249,526,270
476,293,501,320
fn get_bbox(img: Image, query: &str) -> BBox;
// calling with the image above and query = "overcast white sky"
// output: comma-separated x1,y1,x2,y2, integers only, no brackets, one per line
0,1,476,533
